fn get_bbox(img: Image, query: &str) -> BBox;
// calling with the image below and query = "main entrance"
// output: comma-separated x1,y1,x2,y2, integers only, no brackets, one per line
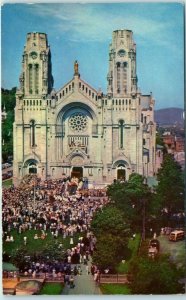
71,167,83,179
117,167,126,181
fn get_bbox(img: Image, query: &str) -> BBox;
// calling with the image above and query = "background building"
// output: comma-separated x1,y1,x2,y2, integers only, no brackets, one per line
13,30,156,186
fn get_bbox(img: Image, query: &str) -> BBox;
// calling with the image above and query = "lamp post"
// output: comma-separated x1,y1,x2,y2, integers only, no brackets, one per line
142,177,148,241
142,198,146,241
33,174,36,212
32,145,37,212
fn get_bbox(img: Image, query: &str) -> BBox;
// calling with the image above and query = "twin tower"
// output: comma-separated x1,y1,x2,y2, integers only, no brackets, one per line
13,30,156,186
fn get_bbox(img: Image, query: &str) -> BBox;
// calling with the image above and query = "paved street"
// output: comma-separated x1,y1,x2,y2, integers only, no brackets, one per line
62,261,101,295
158,235,185,267
2,166,12,175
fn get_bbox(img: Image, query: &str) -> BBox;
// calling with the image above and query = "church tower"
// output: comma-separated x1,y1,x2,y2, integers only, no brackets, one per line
107,30,137,97
18,32,53,98
13,32,55,186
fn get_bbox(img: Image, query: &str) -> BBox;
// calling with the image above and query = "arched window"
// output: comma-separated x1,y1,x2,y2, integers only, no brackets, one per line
119,120,124,148
30,119,36,147
116,62,121,93
29,64,33,93
123,62,127,94
34,64,39,94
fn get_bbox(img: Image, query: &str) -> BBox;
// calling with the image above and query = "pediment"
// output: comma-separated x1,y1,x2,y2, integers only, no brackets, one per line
56,77,98,106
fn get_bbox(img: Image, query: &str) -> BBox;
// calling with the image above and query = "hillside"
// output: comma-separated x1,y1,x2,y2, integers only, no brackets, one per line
155,108,184,125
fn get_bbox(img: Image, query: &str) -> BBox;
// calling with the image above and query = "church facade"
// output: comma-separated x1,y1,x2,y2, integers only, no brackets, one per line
13,30,156,186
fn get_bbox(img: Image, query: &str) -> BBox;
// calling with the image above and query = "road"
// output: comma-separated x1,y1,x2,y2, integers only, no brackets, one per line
2,166,13,175
62,260,101,295
158,235,185,268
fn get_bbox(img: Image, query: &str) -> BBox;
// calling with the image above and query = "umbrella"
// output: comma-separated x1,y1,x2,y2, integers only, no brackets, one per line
3,263,18,271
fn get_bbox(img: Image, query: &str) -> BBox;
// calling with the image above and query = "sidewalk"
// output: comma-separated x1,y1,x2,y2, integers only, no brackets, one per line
62,261,101,295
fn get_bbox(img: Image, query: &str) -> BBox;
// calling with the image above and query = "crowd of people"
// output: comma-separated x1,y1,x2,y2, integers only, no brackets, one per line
3,174,108,285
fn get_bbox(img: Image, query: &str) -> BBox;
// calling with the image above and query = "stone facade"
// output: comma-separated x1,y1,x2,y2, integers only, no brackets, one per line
13,30,156,186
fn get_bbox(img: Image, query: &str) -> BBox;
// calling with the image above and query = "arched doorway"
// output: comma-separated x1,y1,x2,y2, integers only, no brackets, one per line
117,164,126,181
23,159,38,176
71,167,83,179
28,162,37,174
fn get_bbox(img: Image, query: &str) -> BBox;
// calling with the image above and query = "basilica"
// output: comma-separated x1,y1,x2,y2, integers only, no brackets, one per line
13,30,156,186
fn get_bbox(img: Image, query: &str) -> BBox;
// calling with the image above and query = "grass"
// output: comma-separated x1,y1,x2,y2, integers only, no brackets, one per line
100,283,131,295
3,229,81,256
39,283,64,295
116,233,141,273
2,179,12,187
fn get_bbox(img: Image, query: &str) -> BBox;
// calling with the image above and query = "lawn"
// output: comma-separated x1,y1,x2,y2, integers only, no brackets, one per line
3,229,81,257
116,233,141,273
100,283,131,295
2,179,13,188
39,282,64,295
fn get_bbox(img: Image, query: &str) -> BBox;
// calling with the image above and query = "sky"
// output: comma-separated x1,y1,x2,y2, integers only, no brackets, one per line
1,2,184,109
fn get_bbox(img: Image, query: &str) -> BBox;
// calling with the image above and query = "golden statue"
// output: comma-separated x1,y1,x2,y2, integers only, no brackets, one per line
74,60,79,75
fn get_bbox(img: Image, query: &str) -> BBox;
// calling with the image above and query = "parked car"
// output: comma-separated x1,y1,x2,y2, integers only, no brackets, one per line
2,173,9,180
148,239,160,258
169,230,184,242
7,170,13,177
149,239,160,251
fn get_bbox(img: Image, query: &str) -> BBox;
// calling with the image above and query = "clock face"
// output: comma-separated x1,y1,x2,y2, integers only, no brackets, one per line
30,51,38,59
118,49,126,57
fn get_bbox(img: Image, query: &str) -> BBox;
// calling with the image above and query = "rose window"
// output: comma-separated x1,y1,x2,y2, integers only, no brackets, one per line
69,113,88,132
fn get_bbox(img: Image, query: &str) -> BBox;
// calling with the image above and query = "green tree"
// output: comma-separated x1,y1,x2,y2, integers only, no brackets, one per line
1,87,16,111
156,154,184,218
91,205,130,237
128,255,184,294
91,205,131,271
40,240,65,262
107,174,153,239
2,87,16,160
92,234,130,271
11,247,30,271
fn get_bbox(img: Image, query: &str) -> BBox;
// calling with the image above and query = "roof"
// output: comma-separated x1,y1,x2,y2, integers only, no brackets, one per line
141,95,151,110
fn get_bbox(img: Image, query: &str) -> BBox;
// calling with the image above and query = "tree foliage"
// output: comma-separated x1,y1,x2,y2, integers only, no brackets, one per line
91,205,131,270
128,255,184,294
156,154,184,214
11,247,30,271
1,87,16,111
91,205,130,237
2,87,16,160
107,173,153,235
92,233,131,271
40,240,65,262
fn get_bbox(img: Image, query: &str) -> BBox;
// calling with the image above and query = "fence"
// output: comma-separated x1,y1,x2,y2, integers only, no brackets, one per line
3,272,64,283
99,274,128,284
